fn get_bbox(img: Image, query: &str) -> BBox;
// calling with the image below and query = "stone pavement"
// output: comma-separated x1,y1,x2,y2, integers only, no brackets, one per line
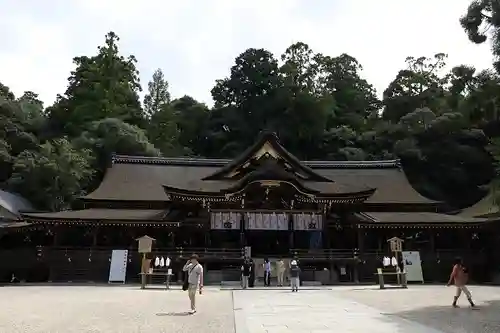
1,285,499,332
0,285,234,333
334,285,500,333
233,289,444,333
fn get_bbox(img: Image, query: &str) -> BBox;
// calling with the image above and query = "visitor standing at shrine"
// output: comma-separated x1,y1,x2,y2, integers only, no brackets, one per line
447,257,476,308
249,258,256,287
263,258,271,286
241,260,251,289
289,260,301,292
182,254,203,314
276,258,286,287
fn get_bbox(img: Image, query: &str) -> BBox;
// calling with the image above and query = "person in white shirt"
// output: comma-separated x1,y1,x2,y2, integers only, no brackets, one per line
263,258,271,286
182,254,203,314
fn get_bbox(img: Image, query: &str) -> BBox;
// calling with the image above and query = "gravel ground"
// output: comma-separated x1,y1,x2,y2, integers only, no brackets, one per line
0,286,235,333
333,285,500,333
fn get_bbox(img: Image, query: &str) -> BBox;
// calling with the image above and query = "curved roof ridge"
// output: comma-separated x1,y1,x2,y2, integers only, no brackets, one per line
111,154,401,169
458,187,499,218
0,189,36,218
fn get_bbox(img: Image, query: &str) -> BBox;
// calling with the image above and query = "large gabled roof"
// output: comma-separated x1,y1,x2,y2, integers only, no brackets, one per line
81,134,437,205
203,131,330,182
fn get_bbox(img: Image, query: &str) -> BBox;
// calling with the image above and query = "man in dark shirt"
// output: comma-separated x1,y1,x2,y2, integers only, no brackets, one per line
249,259,255,287
241,260,251,289
289,260,301,292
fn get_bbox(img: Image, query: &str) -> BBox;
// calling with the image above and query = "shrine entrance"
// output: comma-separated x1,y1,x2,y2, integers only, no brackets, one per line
242,211,325,257
245,231,290,256
242,212,289,256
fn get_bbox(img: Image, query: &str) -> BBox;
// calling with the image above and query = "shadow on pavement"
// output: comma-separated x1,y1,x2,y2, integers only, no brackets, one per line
156,311,192,316
388,299,500,333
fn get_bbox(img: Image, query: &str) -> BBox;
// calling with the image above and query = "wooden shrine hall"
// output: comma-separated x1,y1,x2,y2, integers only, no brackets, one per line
1,131,499,284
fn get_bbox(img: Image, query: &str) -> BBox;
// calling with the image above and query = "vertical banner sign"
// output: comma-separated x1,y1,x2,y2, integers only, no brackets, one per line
210,212,241,230
401,251,424,283
108,249,128,283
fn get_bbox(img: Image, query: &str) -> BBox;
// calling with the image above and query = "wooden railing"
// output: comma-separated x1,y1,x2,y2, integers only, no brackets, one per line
289,248,356,260
0,247,491,283
152,247,242,259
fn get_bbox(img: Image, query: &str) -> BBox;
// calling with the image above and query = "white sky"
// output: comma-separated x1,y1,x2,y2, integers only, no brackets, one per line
0,0,494,108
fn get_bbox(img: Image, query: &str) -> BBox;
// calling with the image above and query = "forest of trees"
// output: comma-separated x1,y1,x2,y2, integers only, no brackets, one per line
1,1,500,212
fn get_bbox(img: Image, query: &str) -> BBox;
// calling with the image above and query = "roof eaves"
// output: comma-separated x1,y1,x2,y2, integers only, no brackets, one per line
111,154,401,169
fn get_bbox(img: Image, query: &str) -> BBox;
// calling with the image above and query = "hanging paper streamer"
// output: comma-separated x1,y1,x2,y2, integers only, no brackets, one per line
210,212,241,230
293,213,323,230
245,212,288,230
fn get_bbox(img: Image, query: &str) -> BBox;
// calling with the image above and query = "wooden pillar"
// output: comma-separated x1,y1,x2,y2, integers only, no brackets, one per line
92,227,99,247
48,226,60,282
428,228,435,252
356,225,365,255
461,229,471,249
288,212,294,253
323,212,330,249
205,230,211,247
205,214,211,248
239,212,245,248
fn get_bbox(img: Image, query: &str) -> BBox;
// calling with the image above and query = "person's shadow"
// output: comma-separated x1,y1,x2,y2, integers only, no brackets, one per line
156,312,192,316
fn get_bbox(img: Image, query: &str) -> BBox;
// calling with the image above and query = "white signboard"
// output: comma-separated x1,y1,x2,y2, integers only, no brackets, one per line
401,251,424,283
108,249,128,283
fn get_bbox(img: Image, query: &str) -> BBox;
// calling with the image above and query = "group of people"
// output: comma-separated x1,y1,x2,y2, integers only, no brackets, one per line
180,253,477,315
241,258,301,291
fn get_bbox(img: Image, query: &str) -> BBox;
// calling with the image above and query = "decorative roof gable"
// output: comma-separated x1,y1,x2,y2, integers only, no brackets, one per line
203,131,330,182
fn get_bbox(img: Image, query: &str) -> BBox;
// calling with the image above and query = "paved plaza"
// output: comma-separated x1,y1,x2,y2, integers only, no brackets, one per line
0,285,499,332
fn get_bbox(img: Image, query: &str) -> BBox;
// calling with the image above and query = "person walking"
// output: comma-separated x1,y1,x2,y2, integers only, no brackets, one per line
182,254,203,314
289,260,300,292
249,258,256,288
241,260,251,289
276,258,286,287
263,258,271,287
447,257,476,308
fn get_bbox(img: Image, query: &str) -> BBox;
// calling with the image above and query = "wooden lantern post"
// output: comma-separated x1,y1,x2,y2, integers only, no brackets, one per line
387,237,404,285
136,235,156,289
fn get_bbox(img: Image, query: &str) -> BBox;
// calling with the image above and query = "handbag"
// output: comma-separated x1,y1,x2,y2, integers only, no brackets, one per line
182,264,197,291
182,274,189,291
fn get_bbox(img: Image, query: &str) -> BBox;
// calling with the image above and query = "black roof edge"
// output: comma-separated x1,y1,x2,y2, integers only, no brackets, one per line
111,154,401,169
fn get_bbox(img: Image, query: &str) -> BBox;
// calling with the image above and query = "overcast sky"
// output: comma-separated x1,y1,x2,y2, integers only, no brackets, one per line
0,0,494,108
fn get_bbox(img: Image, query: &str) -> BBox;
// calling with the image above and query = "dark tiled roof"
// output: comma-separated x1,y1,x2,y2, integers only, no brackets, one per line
358,212,486,224
0,189,36,219
458,189,498,218
0,221,30,229
83,154,433,204
22,209,168,221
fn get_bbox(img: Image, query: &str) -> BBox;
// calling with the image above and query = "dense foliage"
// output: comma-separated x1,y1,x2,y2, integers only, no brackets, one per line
2,4,500,211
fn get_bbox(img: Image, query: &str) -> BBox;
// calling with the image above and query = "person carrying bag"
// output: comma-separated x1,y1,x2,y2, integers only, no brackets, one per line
182,254,203,314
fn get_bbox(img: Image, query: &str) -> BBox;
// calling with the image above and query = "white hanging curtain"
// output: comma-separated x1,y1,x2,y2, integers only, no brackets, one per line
210,212,241,230
245,212,289,230
293,213,323,230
